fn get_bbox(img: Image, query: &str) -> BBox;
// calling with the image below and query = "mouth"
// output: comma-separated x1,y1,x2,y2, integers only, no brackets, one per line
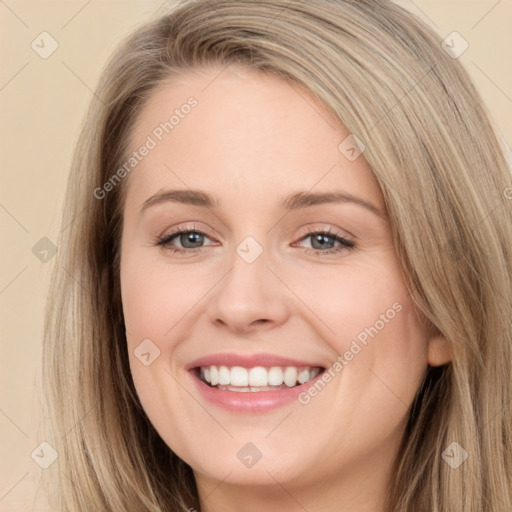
185,353,329,412
192,365,326,392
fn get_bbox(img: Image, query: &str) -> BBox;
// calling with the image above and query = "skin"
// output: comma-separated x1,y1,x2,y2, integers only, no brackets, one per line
119,64,451,512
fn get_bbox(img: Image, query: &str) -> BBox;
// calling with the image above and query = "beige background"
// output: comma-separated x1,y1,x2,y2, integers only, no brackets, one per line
1,1,511,510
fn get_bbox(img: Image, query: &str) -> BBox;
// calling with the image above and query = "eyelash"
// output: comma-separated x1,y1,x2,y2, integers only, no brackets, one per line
155,225,356,256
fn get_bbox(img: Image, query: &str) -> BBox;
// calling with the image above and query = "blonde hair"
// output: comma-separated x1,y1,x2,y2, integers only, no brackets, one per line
40,0,512,510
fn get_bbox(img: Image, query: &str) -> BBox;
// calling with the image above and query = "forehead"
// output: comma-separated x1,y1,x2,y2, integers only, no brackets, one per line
124,64,384,214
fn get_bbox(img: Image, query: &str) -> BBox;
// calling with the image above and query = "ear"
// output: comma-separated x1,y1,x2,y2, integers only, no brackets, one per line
427,334,452,366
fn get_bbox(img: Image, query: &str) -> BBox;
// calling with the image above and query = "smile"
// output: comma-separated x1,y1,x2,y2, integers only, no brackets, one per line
185,353,328,412
198,365,322,391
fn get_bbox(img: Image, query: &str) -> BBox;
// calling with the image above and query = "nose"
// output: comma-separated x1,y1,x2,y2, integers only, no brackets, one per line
206,245,290,335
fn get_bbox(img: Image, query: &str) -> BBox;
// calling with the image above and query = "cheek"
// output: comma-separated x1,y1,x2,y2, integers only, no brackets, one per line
119,251,185,393
285,262,428,460
286,258,429,402
119,253,196,448
120,252,204,344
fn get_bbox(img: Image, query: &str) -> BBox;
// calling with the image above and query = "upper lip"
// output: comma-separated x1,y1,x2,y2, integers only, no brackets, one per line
185,353,326,370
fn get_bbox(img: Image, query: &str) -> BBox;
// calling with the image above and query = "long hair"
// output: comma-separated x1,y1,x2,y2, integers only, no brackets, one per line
39,1,512,510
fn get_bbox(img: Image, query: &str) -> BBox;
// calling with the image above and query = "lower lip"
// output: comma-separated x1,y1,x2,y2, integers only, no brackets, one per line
188,370,325,413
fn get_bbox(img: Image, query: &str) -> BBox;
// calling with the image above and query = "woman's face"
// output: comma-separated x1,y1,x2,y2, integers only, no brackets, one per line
120,64,449,502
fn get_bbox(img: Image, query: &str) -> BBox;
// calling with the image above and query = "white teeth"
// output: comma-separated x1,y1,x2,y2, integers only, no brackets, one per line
230,366,248,386
249,367,268,387
198,364,322,390
297,368,310,384
284,367,298,387
268,367,284,386
310,367,320,379
210,366,219,386
218,365,230,385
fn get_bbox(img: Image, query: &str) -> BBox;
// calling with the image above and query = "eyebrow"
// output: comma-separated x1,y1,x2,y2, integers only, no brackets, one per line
139,189,388,220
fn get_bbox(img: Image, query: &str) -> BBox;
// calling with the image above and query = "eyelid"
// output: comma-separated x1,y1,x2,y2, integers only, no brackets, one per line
155,222,356,255
156,224,217,244
294,223,355,241
157,223,352,242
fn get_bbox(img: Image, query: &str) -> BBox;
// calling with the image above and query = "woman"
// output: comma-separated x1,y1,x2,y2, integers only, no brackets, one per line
40,0,512,511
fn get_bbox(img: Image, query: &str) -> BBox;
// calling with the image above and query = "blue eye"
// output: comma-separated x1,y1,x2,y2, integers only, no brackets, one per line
297,229,355,255
155,227,355,256
156,227,213,254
